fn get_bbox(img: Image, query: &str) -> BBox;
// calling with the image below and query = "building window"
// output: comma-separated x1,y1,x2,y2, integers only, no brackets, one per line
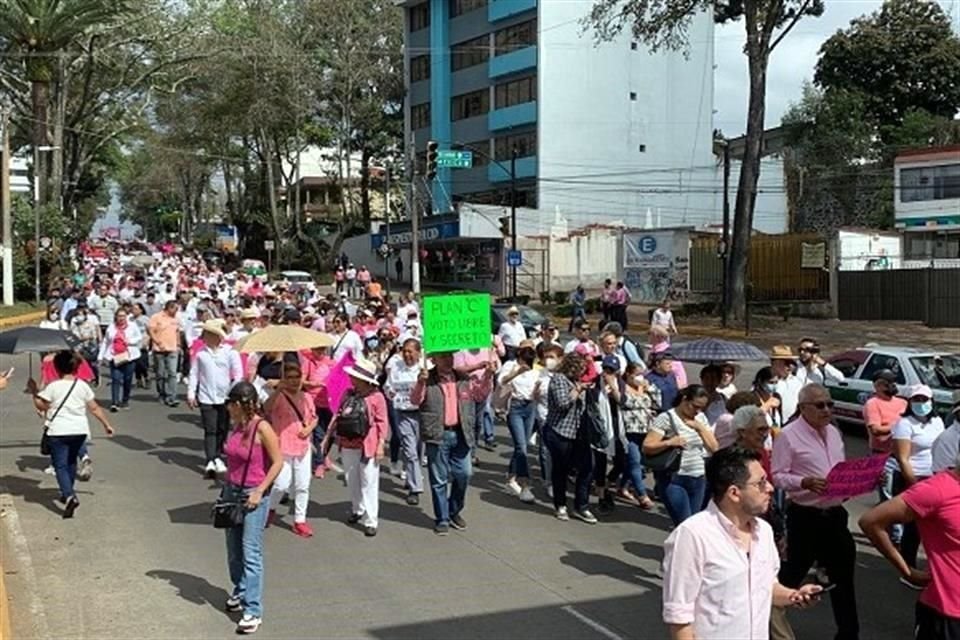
494,130,536,161
451,35,490,71
450,0,487,18
494,75,536,109
629,91,637,101
495,19,537,56
900,163,960,202
410,3,430,31
631,42,638,50
411,102,431,130
451,89,490,121
465,141,490,166
410,55,430,83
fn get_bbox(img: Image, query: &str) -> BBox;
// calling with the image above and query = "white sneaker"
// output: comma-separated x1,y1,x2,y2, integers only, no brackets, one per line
519,487,536,504
204,461,216,478
399,469,408,483
77,456,93,481
421,455,428,467
556,506,569,521
43,465,56,476
506,477,522,496
236,614,262,634
214,458,227,475
528,432,538,447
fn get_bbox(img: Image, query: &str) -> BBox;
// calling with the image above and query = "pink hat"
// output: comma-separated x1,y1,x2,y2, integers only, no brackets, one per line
909,384,933,399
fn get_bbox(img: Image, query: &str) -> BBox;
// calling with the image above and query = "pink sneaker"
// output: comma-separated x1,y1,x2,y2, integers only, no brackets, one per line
314,466,326,479
292,522,313,538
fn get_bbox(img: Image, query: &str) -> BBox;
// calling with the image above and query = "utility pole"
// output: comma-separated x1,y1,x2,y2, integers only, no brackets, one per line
410,132,421,294
721,140,731,327
384,168,391,298
1,108,12,306
33,144,40,303
510,146,517,299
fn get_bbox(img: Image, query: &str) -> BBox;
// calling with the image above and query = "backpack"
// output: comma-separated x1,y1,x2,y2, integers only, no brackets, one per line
620,334,646,366
335,390,370,439
582,385,610,451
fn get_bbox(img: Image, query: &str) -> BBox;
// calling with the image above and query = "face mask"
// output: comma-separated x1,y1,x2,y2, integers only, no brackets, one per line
76,313,86,322
764,382,777,394
633,375,645,386
911,400,933,417
545,357,558,371
50,314,59,321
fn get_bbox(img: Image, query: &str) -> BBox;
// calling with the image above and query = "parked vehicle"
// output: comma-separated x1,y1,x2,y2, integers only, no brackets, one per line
491,303,547,339
825,345,960,425
277,270,315,294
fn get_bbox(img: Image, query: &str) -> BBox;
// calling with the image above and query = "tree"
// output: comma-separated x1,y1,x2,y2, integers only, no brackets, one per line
0,0,124,204
586,0,824,322
815,0,960,145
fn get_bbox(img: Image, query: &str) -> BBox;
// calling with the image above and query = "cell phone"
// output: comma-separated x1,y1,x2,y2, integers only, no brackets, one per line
818,583,836,593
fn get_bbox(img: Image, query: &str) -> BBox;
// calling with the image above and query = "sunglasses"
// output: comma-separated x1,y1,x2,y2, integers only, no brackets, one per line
802,400,835,410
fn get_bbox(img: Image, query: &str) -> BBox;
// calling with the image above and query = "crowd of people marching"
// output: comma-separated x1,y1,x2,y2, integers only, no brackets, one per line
18,246,960,638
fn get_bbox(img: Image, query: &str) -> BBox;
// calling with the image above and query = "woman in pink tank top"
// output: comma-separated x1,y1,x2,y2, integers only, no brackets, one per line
221,381,282,635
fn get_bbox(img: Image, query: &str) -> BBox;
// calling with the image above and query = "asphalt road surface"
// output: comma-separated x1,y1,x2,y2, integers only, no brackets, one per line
0,353,920,640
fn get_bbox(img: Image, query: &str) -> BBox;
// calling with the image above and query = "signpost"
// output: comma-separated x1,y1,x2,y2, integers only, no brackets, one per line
507,249,522,267
436,150,473,169
422,292,491,353
264,240,275,272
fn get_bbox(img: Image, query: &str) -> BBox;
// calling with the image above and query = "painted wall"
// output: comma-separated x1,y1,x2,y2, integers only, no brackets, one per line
537,2,717,230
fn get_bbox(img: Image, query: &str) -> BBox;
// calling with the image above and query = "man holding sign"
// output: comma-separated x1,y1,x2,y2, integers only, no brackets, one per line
772,384,860,640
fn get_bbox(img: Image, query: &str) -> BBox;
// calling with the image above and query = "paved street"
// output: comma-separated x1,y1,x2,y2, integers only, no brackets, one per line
0,352,920,640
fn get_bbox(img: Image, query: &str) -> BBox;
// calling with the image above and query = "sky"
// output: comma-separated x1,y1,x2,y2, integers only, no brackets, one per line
713,0,960,135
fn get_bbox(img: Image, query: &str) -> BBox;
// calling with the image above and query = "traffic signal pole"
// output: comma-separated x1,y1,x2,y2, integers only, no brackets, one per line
510,146,517,299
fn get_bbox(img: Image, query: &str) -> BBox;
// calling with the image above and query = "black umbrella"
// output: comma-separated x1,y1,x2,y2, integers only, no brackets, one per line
0,327,78,354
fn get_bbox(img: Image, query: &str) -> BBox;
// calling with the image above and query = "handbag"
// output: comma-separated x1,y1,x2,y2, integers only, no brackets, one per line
212,420,258,529
40,379,79,456
645,412,682,473
113,350,130,365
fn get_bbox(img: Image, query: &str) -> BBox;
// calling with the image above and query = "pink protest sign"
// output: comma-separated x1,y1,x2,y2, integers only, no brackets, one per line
325,351,356,413
824,454,889,500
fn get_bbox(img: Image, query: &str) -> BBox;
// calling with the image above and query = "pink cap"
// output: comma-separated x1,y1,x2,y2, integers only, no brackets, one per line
909,384,933,399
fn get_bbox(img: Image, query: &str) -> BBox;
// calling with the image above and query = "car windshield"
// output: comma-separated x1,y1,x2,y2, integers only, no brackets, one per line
910,355,960,391
285,274,311,283
514,306,546,325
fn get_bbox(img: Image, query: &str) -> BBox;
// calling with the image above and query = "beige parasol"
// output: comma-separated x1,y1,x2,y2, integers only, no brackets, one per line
236,325,334,353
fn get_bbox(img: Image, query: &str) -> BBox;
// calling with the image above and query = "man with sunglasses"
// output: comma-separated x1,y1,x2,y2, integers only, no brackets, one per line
773,384,860,640
796,338,846,387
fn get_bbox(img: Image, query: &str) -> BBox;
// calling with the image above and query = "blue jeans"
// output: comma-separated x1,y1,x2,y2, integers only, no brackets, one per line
621,433,648,498
474,398,494,445
224,483,271,618
48,434,86,500
109,361,135,406
506,400,535,479
655,472,706,526
153,351,179,404
426,429,472,526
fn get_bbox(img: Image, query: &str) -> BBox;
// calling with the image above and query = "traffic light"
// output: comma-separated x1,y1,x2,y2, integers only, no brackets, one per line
499,215,510,237
426,140,438,180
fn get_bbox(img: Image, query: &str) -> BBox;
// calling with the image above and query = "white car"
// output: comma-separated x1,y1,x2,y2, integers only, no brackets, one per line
277,270,315,293
825,345,960,425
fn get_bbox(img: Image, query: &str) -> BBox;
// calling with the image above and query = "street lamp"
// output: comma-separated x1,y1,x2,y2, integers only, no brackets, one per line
34,144,60,303
450,142,518,299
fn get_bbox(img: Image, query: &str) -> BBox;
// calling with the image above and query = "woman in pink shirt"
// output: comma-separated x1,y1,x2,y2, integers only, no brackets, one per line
264,362,317,537
300,347,335,478
321,357,390,537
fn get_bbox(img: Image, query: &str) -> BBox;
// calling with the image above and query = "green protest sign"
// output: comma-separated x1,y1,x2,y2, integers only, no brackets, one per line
422,292,492,353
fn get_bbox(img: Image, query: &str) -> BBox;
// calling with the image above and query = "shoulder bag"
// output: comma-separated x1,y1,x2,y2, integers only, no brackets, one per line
40,379,79,456
645,411,682,474
212,420,259,529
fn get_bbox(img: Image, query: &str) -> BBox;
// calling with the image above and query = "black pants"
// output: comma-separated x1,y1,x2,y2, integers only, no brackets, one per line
779,503,859,640
893,471,927,568
544,428,593,512
917,602,960,640
200,403,229,463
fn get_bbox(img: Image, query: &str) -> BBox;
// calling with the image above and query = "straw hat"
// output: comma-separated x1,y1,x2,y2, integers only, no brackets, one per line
345,357,380,385
240,308,260,320
770,345,796,360
200,319,227,339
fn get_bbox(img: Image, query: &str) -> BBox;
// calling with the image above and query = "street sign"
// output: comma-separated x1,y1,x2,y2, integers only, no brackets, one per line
436,150,473,169
507,250,522,267
422,292,491,353
264,240,275,251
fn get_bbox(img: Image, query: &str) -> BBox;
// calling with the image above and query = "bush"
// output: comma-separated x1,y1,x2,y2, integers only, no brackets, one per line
553,290,570,305
584,297,602,313
539,290,551,304
556,303,573,317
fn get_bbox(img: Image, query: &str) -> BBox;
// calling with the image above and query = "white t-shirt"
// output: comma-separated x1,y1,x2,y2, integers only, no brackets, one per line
385,355,421,411
38,378,95,437
330,330,364,362
498,360,538,401
651,308,674,330
931,422,959,473
535,369,554,423
497,321,526,348
893,415,945,478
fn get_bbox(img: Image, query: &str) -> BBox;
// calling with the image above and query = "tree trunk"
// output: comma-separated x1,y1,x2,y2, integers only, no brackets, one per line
31,80,50,205
223,160,236,222
726,44,770,323
360,147,371,228
51,59,66,213
259,128,284,266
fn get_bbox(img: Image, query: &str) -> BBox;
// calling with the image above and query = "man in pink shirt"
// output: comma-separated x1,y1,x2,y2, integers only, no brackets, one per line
454,344,500,450
859,453,960,639
663,447,822,640
773,384,859,640
863,368,908,543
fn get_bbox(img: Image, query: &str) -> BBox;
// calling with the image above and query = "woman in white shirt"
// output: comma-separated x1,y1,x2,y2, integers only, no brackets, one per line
26,351,114,518
39,304,66,331
98,308,144,412
498,344,540,503
892,384,946,572
329,313,364,362
384,338,424,504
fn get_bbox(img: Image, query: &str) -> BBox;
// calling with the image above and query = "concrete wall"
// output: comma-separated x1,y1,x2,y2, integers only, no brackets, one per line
518,225,622,293
837,229,903,271
538,2,717,229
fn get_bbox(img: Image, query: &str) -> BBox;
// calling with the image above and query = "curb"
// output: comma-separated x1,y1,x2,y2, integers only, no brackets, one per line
0,559,8,640
0,312,45,330
0,493,50,640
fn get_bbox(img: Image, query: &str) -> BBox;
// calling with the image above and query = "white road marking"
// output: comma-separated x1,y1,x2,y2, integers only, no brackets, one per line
561,604,626,640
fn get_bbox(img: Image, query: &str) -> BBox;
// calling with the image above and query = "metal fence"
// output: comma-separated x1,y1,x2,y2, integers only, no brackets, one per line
837,268,960,328
690,233,830,302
